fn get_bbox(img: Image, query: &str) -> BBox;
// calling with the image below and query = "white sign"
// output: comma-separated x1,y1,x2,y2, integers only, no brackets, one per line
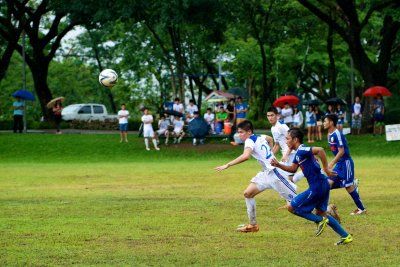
385,124,400,141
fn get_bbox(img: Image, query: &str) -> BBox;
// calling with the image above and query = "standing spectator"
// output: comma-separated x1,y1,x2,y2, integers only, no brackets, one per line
13,97,25,133
292,106,303,128
226,98,237,145
235,96,248,125
336,103,345,132
351,96,363,135
280,103,293,128
305,105,316,143
141,108,160,151
171,97,184,122
314,106,323,141
325,104,336,116
155,114,171,145
372,94,385,136
204,108,215,134
171,116,185,144
118,104,129,142
53,100,63,134
186,99,198,123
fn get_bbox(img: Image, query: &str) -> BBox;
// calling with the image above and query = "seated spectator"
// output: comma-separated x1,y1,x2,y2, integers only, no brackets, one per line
186,99,198,123
235,96,248,125
204,108,215,134
171,116,185,144
215,106,228,134
189,111,209,145
155,114,171,145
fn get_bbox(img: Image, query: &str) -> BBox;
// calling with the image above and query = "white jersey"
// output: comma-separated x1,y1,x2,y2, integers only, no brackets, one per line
271,121,293,155
158,119,170,130
141,114,154,131
118,110,129,124
173,119,184,133
245,134,275,172
204,113,215,123
186,104,198,115
173,103,184,113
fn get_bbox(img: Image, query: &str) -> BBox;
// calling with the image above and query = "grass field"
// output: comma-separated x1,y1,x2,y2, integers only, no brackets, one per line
1,133,400,266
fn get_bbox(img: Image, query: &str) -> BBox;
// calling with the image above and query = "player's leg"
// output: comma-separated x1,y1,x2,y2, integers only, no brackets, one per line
178,131,185,143
342,159,366,214
165,130,170,145
150,130,160,150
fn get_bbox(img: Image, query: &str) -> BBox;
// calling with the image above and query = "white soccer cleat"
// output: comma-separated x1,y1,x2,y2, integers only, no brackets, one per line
350,208,367,215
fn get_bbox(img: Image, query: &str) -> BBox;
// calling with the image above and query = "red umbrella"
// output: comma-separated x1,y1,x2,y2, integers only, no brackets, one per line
363,86,392,97
273,95,300,108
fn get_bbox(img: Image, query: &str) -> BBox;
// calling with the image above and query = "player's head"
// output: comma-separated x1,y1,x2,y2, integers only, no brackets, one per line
323,114,338,129
237,120,254,141
121,103,126,109
266,107,279,125
287,128,304,149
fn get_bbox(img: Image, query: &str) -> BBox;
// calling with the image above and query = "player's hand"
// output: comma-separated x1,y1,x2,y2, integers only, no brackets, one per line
281,155,288,163
270,158,279,167
328,162,334,170
215,164,229,172
324,168,337,177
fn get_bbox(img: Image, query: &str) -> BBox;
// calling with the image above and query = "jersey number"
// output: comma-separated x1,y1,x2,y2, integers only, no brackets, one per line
261,144,272,159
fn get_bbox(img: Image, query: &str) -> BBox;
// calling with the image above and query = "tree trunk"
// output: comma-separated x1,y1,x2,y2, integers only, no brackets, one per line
30,62,53,120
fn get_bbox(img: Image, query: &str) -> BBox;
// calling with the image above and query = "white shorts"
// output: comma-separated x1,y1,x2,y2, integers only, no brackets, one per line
143,128,154,138
251,168,297,202
156,129,168,135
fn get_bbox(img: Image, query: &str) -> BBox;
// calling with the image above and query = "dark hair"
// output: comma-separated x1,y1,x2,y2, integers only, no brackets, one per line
324,114,338,126
237,96,242,100
237,120,254,133
189,99,195,103
207,108,212,111
194,111,199,115
121,103,126,106
174,97,180,102
288,128,304,144
267,107,278,114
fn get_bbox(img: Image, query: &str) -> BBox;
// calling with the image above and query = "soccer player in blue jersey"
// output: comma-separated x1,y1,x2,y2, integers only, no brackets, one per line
323,114,367,215
215,120,297,233
271,128,353,245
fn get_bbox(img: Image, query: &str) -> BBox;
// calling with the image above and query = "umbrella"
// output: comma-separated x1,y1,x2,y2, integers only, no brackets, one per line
325,97,347,105
273,95,300,108
363,86,392,97
188,117,209,138
11,89,36,101
303,99,322,106
164,110,184,117
47,96,65,108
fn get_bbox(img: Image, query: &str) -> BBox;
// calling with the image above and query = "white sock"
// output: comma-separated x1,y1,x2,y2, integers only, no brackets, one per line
293,171,305,183
152,139,158,148
193,138,197,144
144,138,149,149
245,198,257,225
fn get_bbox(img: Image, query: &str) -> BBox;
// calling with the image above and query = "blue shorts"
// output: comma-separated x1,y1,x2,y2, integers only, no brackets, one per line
329,159,354,188
119,123,128,132
291,180,330,213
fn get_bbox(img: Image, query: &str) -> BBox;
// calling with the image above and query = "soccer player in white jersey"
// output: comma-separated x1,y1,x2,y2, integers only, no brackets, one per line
141,108,160,151
267,107,304,183
215,120,297,232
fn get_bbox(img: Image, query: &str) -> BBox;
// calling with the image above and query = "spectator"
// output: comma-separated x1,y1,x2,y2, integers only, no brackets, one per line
336,103,345,132
204,108,215,134
13,96,25,133
118,103,129,142
325,104,336,116
226,98,236,145
186,99,198,123
190,111,208,145
235,96,248,125
280,103,293,128
53,100,63,134
215,106,228,134
372,94,385,136
171,97,184,122
214,101,226,113
292,106,303,128
306,105,316,143
155,114,171,145
351,96,363,135
314,106,323,141
141,108,160,151
171,115,185,144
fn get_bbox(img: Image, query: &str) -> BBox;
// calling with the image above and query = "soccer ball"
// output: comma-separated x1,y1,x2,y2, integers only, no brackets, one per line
99,69,118,88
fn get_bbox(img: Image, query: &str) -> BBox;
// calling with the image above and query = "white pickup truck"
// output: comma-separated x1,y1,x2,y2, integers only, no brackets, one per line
62,103,118,121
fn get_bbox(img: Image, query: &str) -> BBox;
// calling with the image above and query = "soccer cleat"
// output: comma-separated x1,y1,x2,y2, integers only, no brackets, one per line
314,217,329,237
327,204,341,224
236,223,259,233
335,234,353,246
155,147,160,151
146,147,150,151
350,208,367,215
177,138,182,144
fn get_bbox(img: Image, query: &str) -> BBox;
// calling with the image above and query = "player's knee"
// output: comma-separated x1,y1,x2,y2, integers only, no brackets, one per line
287,205,294,213
243,191,253,198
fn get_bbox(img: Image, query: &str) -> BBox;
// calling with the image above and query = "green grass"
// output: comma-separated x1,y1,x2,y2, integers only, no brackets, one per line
1,133,400,266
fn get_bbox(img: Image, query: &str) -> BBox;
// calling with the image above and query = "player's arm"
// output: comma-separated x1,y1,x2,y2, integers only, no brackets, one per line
215,147,252,171
272,142,280,155
271,158,298,173
328,146,344,169
312,147,336,177
281,148,292,163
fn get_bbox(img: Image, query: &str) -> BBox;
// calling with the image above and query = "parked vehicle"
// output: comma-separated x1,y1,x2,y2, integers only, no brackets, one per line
62,104,118,121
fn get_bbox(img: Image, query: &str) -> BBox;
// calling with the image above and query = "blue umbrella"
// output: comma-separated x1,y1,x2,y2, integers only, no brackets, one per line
12,89,36,101
189,117,209,138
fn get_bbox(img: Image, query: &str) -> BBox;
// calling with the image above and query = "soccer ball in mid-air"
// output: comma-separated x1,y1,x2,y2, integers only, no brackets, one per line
99,69,118,88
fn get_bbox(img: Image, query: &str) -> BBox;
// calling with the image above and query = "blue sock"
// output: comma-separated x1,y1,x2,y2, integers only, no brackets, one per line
326,215,348,237
293,210,322,223
349,190,365,210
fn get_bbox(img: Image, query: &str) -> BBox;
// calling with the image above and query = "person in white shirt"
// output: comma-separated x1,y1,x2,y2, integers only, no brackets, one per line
351,96,363,135
215,120,297,232
292,106,303,128
171,116,185,144
204,108,215,134
155,114,171,145
186,99,198,123
280,103,293,127
141,108,160,151
117,104,129,143
171,97,184,123
267,107,304,184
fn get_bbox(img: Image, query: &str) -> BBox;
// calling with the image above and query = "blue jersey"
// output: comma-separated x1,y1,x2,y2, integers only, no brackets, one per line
293,144,327,187
328,129,351,162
